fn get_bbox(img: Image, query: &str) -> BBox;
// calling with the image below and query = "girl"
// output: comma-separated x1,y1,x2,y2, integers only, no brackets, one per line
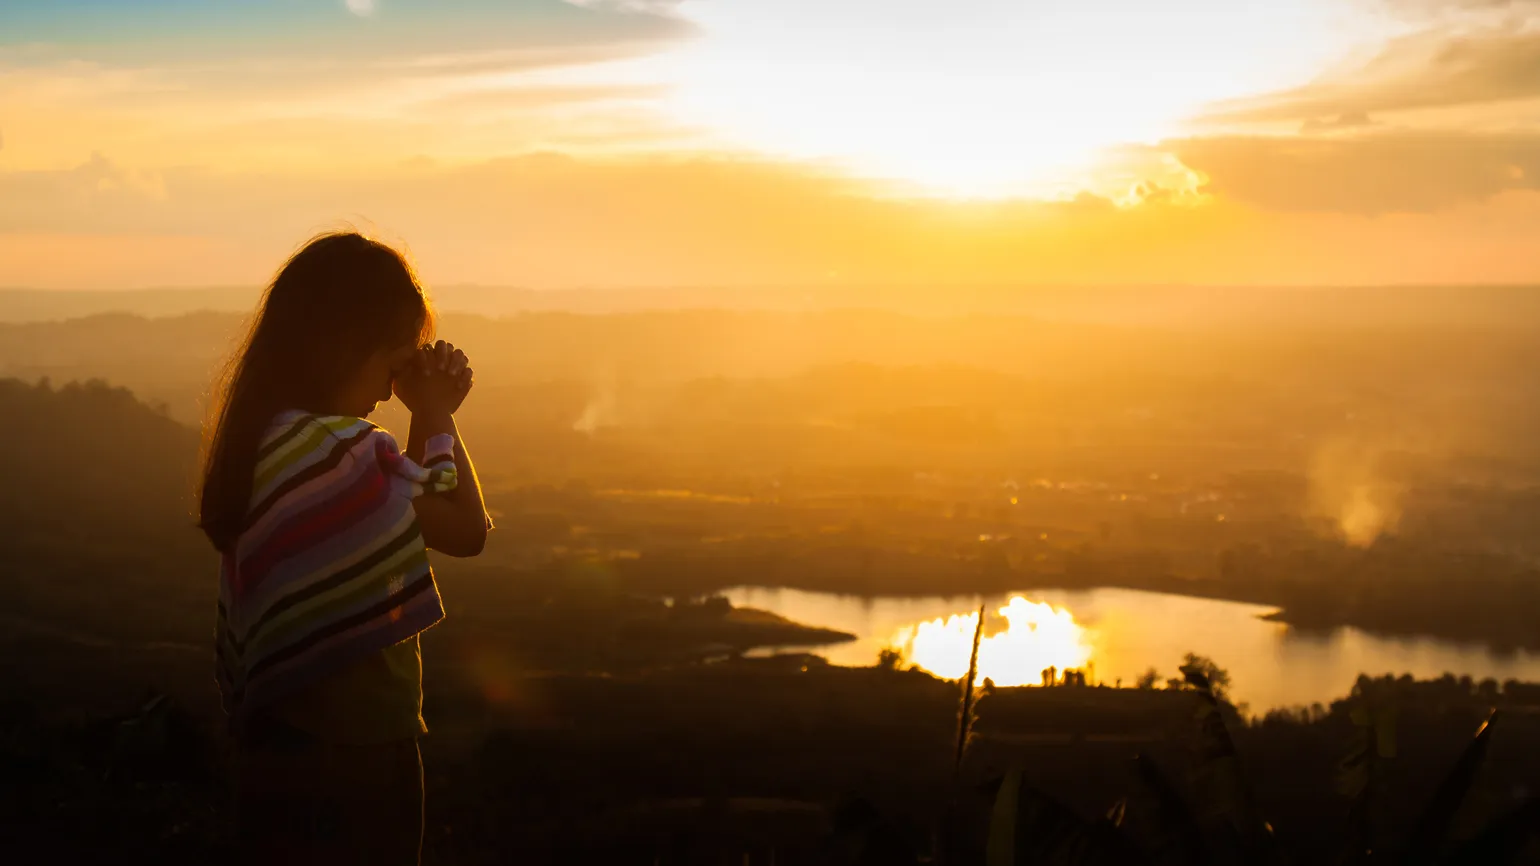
199,232,490,865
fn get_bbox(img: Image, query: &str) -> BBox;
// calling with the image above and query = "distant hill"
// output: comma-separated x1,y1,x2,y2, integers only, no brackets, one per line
0,287,260,321
6,284,1540,328
0,378,212,648
0,377,200,542
8,302,1540,458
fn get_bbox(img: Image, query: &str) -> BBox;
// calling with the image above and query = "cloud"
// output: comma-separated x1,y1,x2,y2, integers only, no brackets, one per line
0,152,1227,288
1300,111,1378,134
562,0,685,12
413,83,670,115
1169,132,1540,213
0,43,695,172
6,150,1540,290
1207,29,1540,124
1,1,695,67
0,153,168,225
1376,0,1540,19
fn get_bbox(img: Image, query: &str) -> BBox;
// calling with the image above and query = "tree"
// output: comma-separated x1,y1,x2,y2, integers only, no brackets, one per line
876,647,904,671
1177,652,1232,701
1136,668,1161,690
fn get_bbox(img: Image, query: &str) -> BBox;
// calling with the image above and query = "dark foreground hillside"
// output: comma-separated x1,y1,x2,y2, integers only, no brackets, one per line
6,654,1540,864
3,379,1540,864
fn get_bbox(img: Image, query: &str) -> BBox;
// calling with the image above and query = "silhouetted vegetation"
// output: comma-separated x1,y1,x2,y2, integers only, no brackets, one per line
9,665,1540,863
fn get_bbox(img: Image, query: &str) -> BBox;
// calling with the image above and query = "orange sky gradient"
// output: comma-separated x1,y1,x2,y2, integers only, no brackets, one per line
3,0,1539,290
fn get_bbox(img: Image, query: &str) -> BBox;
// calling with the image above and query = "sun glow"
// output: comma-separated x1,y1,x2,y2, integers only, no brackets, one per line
652,0,1377,198
891,596,1094,685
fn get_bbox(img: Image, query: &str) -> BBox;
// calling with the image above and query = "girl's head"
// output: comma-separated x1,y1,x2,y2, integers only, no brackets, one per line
199,232,435,551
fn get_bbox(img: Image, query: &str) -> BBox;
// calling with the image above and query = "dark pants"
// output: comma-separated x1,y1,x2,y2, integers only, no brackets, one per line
232,718,424,866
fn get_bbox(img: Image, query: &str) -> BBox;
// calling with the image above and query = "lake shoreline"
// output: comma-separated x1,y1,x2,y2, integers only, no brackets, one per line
644,568,1540,656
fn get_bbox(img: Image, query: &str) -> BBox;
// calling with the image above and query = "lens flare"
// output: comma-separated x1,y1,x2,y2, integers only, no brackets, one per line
890,596,1093,686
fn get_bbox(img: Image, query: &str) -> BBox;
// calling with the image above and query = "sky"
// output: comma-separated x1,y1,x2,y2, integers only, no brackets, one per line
2,0,1539,290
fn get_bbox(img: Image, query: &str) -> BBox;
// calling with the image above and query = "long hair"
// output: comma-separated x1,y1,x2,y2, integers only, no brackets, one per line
199,232,435,552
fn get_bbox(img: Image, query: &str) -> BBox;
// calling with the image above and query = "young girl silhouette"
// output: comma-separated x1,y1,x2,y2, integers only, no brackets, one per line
199,232,490,864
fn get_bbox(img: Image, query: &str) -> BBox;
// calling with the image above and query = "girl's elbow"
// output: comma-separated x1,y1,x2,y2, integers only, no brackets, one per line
448,522,489,557
457,529,487,557
418,500,490,557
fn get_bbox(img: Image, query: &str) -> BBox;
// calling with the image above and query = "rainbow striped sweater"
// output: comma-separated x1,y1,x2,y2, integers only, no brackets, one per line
215,410,456,728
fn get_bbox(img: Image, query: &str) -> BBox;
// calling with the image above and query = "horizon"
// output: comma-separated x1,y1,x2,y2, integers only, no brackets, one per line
9,282,1540,333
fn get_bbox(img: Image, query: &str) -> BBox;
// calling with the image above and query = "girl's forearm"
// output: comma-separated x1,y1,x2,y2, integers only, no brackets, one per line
408,411,490,543
406,409,454,462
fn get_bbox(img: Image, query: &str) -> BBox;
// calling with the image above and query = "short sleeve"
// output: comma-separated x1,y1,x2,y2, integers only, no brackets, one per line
370,428,458,498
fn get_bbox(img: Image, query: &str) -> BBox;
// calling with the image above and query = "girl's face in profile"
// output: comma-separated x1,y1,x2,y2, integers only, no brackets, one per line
335,340,421,418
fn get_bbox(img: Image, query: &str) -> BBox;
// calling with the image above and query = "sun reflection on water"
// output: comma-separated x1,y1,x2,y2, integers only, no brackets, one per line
890,596,1093,685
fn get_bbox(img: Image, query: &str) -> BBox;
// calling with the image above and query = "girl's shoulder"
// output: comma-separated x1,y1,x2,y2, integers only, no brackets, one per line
259,410,383,451
253,410,390,478
248,411,403,508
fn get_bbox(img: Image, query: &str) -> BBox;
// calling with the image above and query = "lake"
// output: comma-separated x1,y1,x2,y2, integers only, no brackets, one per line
722,585,1540,711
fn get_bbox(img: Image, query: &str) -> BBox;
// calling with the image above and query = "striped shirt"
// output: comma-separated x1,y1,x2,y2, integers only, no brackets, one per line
215,410,456,728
